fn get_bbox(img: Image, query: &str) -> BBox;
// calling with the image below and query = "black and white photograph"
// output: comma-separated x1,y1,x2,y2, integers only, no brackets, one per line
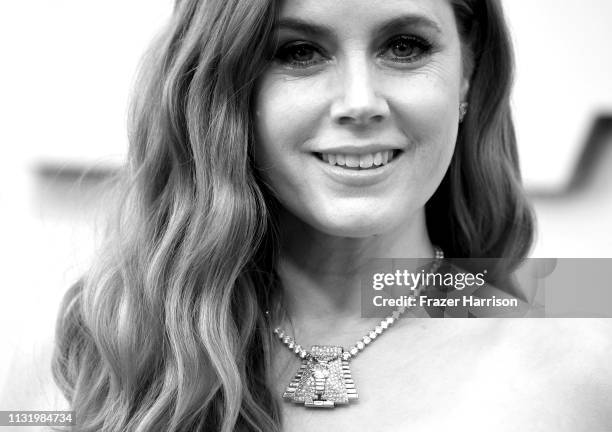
1,0,611,431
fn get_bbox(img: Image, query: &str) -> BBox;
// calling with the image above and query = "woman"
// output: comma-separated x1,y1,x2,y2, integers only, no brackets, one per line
52,0,610,431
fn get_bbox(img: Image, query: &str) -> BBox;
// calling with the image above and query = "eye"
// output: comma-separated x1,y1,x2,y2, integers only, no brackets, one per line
380,35,432,63
275,42,327,68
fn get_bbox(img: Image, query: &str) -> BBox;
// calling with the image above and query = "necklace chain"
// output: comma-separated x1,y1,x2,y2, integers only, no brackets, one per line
273,247,444,362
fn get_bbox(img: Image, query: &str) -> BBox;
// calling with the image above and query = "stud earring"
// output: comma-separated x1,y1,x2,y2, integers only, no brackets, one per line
459,102,469,123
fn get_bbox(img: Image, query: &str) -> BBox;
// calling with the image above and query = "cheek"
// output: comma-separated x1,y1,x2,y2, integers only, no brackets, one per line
388,75,459,175
254,80,287,182
253,77,313,199
254,76,325,159
413,95,458,175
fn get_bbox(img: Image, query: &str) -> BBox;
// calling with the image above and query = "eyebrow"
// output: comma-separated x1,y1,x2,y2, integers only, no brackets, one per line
275,14,443,38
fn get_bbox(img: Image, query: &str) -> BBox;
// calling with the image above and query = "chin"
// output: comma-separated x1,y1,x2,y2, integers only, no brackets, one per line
310,211,398,238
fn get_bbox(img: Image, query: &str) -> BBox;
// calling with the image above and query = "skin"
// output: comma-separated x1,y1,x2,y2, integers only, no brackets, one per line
254,0,469,331
253,3,612,430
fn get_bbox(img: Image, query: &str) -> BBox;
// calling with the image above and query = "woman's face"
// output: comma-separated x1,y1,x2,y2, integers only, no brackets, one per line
254,0,469,237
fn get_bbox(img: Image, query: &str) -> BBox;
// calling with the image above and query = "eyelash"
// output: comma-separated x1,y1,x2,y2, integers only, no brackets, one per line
274,35,433,69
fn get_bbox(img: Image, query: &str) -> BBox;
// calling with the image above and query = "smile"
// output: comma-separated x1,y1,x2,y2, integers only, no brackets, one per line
313,150,403,170
311,148,404,187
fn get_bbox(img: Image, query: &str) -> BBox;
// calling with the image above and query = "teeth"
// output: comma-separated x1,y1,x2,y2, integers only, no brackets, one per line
345,155,360,168
360,154,374,168
318,150,397,168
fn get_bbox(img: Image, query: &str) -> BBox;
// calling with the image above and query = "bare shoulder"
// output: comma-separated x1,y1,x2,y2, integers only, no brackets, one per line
495,319,612,428
497,319,612,367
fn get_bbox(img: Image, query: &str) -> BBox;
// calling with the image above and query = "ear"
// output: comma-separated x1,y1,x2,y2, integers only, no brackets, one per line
460,74,470,102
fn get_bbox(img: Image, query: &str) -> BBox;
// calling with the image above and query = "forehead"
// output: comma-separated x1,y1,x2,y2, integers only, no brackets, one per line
278,0,456,36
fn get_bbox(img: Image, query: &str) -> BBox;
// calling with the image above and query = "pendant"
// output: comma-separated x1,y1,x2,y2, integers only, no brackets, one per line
282,345,358,408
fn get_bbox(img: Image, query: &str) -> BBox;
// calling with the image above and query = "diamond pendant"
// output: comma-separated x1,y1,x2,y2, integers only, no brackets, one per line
282,345,358,408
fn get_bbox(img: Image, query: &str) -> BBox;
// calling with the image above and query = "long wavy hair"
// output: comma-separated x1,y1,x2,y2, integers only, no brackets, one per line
52,0,534,431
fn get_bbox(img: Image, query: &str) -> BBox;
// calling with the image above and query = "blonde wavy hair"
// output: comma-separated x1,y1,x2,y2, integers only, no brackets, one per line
52,0,533,431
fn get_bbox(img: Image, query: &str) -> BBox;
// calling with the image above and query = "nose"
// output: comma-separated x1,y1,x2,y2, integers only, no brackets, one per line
330,56,390,126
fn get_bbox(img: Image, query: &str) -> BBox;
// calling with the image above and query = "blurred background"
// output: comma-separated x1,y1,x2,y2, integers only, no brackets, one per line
1,0,611,420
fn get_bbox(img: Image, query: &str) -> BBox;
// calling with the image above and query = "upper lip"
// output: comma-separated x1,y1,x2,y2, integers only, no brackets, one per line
312,144,403,155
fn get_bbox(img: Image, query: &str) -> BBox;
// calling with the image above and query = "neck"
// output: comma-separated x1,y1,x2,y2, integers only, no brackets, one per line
275,207,434,340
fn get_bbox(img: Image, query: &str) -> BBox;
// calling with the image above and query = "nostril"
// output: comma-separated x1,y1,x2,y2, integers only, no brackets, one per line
337,116,355,125
336,114,384,126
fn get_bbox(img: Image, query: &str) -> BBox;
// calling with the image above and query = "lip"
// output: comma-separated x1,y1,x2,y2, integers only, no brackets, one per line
312,150,403,187
311,144,403,155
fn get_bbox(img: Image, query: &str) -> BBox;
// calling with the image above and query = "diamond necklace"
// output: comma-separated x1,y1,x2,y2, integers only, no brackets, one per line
273,246,444,408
